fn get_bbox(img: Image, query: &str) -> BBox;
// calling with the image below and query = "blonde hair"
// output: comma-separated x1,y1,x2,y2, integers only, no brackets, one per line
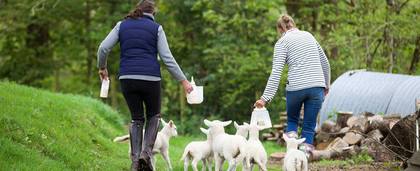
277,14,295,31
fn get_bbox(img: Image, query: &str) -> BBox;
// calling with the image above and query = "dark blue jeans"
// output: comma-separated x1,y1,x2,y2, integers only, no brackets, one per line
286,87,324,144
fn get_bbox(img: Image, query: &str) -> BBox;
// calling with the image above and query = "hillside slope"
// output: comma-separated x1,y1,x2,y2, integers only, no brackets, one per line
0,82,129,170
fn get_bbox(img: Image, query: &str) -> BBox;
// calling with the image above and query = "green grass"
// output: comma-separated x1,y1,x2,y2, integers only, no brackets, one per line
152,137,284,171
0,82,286,171
0,82,129,170
316,152,373,168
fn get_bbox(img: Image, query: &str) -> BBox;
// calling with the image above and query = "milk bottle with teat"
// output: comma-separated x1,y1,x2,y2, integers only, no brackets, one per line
186,77,203,104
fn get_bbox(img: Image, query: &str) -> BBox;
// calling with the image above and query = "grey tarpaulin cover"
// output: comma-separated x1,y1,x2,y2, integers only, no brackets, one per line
319,70,420,125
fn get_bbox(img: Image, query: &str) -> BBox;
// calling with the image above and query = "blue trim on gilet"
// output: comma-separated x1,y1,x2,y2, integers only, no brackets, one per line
119,16,160,77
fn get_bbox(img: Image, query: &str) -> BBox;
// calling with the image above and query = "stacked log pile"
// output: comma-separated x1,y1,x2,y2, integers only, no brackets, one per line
312,111,420,162
262,112,288,144
269,109,420,163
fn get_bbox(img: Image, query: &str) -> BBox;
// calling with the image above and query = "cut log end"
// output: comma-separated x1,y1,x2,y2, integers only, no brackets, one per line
343,132,363,145
337,111,353,128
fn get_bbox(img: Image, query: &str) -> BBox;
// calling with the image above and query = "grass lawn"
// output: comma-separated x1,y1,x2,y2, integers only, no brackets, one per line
143,136,285,171
0,82,129,170
0,82,286,171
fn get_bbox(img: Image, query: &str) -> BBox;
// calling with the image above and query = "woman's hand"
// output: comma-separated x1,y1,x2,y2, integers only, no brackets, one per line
324,88,329,96
181,80,193,94
254,99,266,108
98,68,108,81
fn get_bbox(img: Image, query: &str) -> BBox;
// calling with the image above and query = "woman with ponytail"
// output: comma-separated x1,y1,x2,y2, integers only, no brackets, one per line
97,1,193,170
254,14,331,158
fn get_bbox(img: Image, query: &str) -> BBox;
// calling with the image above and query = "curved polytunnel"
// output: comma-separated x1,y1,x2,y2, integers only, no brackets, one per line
318,70,420,124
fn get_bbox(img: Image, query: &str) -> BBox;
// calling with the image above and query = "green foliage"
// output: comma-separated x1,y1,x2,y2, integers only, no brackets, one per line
1,0,419,134
348,152,374,165
327,108,338,120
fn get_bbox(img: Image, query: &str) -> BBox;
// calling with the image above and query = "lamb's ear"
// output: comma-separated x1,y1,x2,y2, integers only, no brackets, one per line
168,120,174,127
234,121,239,129
161,118,168,126
200,128,209,135
222,120,232,127
297,138,306,144
243,122,250,126
204,119,213,127
282,133,289,141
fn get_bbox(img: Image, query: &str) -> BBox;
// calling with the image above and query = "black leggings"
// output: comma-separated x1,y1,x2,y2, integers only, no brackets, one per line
120,79,161,121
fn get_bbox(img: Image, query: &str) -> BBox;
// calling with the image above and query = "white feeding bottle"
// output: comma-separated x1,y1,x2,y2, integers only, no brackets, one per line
250,107,272,129
186,76,203,104
100,79,110,98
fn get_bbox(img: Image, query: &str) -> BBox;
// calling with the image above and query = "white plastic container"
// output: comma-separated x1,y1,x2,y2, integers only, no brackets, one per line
186,77,203,104
100,79,110,98
250,107,272,129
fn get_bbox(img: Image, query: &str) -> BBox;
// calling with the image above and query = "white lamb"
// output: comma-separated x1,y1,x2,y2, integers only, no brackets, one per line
113,119,177,171
204,119,248,171
234,121,251,169
234,121,250,138
180,128,212,171
244,124,268,171
282,134,308,171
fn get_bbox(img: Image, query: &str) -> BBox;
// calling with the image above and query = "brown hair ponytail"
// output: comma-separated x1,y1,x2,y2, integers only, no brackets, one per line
277,14,296,31
125,0,156,19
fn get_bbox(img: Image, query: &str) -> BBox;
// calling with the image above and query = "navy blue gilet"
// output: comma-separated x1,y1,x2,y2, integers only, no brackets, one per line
119,15,160,77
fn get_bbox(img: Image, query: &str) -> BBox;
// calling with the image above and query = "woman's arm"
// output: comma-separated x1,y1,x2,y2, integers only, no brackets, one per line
157,26,192,93
97,22,121,70
260,42,287,103
157,26,187,81
316,41,331,89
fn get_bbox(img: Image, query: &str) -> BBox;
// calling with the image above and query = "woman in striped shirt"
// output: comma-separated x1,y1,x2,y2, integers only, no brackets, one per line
254,14,330,156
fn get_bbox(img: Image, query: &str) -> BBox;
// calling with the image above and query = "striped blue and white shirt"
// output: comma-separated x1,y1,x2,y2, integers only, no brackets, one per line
261,28,330,102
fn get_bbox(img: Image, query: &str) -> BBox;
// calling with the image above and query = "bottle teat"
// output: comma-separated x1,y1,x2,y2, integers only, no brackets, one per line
191,76,196,85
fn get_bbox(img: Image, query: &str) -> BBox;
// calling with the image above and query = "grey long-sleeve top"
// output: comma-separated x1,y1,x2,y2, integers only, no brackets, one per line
97,13,187,81
261,29,331,102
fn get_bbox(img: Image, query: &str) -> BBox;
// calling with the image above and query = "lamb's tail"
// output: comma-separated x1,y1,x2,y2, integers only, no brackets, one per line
180,148,190,161
113,134,130,142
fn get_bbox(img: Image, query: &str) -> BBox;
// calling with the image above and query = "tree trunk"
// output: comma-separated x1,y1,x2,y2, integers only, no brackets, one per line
330,0,339,59
85,0,93,84
54,68,60,92
385,1,396,73
0,0,7,7
387,31,395,73
368,39,383,70
311,10,317,32
409,36,420,74
365,37,372,70
285,0,302,18
25,18,51,85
